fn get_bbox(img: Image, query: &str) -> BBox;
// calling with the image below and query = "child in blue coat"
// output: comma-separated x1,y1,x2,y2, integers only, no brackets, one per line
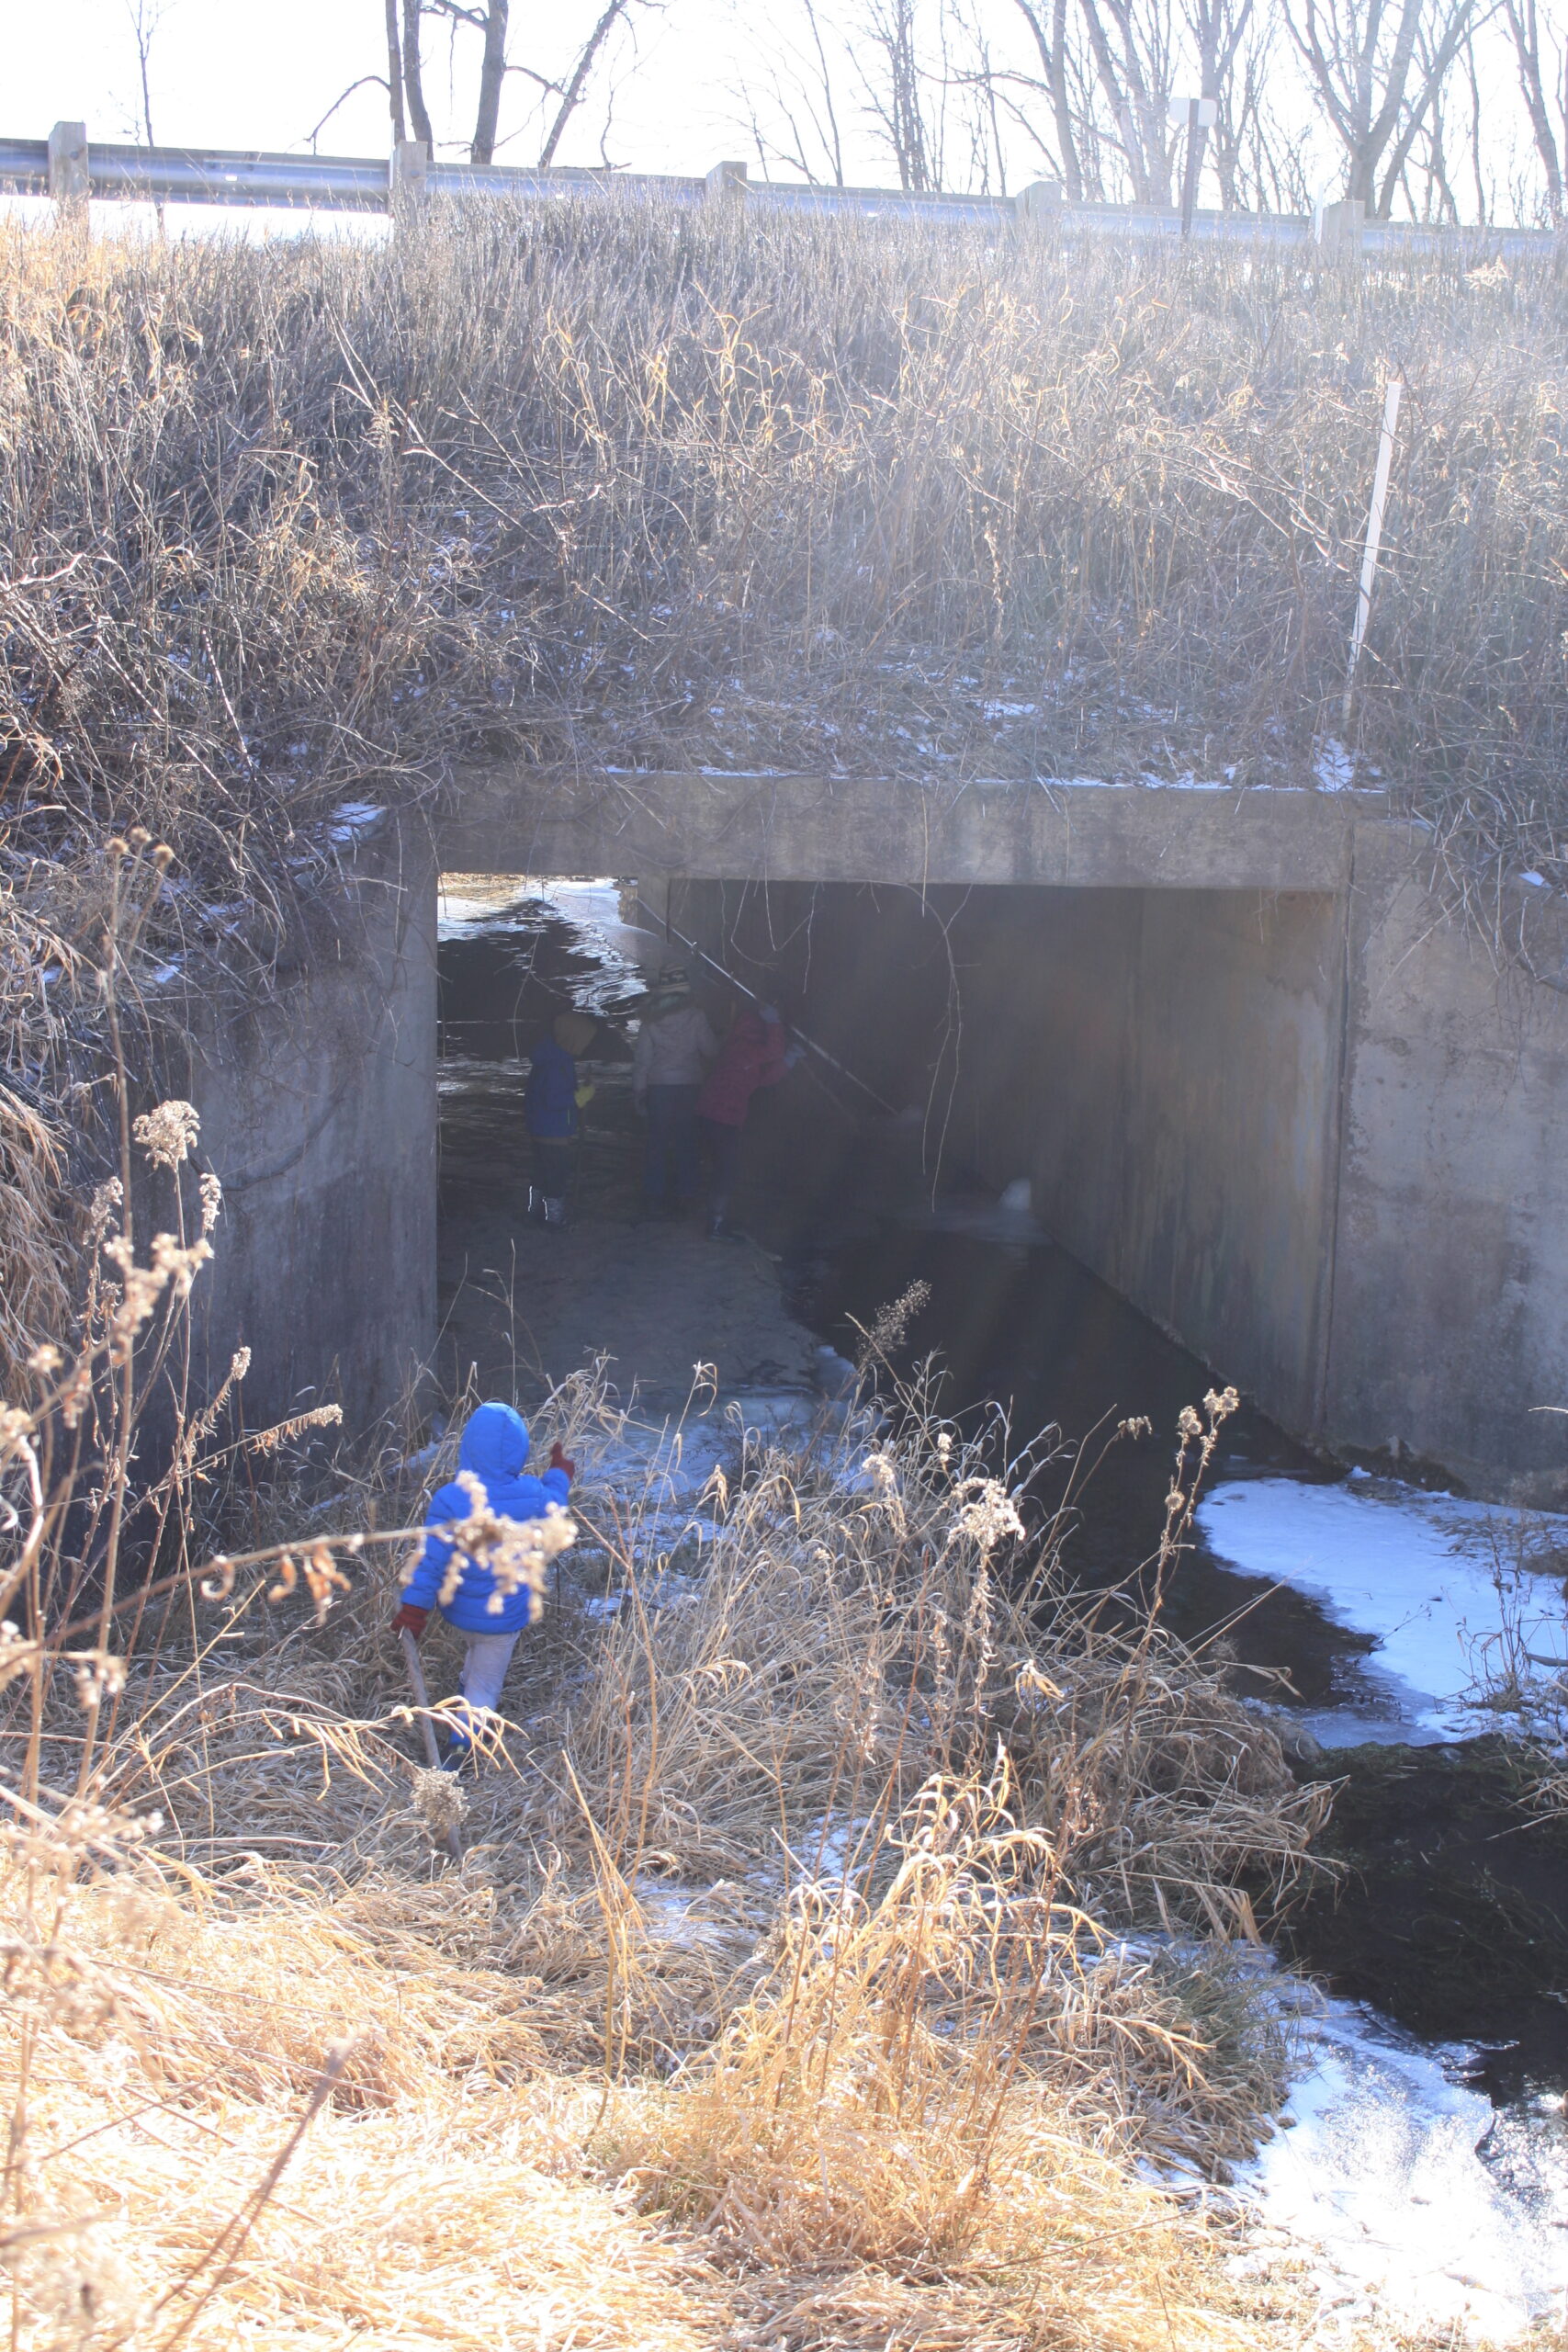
525,1011,597,1227
393,1400,573,1762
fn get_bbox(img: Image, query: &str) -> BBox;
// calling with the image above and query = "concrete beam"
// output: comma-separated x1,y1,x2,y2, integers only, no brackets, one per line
439,766,1399,892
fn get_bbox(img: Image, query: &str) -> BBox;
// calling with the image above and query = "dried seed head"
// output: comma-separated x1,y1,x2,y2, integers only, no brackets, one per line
86,1177,122,1238
950,1477,1025,1557
200,1554,235,1600
131,1099,199,1170
199,1170,223,1233
426,1475,575,1623
16,2216,146,2350
411,1766,467,1844
71,1648,126,1709
0,1405,35,1460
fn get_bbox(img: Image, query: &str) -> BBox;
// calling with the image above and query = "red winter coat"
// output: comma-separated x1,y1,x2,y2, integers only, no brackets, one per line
698,1012,790,1127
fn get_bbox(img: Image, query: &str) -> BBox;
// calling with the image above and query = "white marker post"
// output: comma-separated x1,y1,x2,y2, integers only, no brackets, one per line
1342,374,1404,732
1167,96,1216,239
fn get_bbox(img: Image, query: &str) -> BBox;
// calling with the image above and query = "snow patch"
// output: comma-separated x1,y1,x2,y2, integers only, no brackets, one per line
1313,737,1356,792
328,800,386,842
1238,1996,1568,2342
1197,1476,1568,1743
1139,770,1229,790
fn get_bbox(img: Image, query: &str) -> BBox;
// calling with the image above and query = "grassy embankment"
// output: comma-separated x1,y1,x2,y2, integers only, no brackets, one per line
4,204,1568,1362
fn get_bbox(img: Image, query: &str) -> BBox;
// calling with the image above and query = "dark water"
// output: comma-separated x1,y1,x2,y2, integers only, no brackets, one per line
789,1222,1363,1703
788,1221,1568,2112
438,877,1568,2120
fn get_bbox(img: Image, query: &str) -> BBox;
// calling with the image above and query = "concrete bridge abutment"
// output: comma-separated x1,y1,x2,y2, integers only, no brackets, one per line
176,768,1568,1502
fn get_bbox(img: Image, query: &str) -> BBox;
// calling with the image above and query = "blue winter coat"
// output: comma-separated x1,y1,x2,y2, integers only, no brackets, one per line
402,1402,571,1634
525,1036,579,1139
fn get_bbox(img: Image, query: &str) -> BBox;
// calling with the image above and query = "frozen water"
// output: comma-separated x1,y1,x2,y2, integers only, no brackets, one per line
1238,1996,1568,2342
1197,1476,1568,1744
1313,737,1357,792
328,799,386,842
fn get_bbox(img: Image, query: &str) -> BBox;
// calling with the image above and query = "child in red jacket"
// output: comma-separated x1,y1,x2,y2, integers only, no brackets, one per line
696,1000,798,1238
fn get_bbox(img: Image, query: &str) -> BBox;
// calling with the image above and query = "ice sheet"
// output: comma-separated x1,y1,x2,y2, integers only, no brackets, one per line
1237,1996,1568,2342
1196,1476,1568,1741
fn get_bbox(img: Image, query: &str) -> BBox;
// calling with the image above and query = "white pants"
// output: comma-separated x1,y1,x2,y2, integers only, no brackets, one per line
449,1628,520,1744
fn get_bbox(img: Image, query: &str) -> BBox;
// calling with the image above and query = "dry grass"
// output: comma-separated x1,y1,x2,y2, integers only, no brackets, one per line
1,205,1562,2337
0,1138,1364,2352
0,1340,1522,2347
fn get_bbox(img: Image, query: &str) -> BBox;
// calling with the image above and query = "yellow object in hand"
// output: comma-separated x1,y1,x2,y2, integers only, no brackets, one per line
574,1081,597,1109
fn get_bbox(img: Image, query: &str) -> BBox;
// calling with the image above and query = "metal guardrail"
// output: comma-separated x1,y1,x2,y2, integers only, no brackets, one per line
1,126,1558,258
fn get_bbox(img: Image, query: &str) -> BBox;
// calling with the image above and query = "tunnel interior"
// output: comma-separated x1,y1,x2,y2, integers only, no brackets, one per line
434,864,1333,1621
434,867,1346,1460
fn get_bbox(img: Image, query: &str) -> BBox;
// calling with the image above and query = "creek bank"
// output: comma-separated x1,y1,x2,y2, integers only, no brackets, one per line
1281,1736,1568,2103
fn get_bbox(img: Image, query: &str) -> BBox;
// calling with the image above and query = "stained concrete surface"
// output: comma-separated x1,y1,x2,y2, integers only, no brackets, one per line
176,827,437,1435
180,764,1568,1500
440,764,1379,892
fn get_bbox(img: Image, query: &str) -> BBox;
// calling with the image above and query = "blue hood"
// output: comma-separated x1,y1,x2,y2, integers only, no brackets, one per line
459,1400,531,1482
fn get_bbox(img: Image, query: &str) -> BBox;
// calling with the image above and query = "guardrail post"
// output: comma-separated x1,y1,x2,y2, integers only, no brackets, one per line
47,119,89,233
1016,179,1064,235
389,138,429,232
705,160,748,206
1317,197,1365,265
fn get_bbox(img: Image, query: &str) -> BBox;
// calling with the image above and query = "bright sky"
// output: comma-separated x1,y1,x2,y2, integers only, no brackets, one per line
0,0,1543,219
1,0,845,180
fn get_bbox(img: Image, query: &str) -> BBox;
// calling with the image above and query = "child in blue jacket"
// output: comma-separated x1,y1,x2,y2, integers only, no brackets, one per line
525,1011,597,1227
393,1400,573,1762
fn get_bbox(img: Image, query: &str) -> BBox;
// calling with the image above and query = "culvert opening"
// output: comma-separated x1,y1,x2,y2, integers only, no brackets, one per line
434,866,1568,2124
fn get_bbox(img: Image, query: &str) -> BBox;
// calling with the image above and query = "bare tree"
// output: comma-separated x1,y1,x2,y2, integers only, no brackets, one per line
385,0,408,142
121,0,171,229
537,0,645,166
1006,0,1091,194
1174,0,1254,200
857,0,942,187
1072,0,1183,203
125,0,164,145
1502,0,1566,219
1291,0,1485,212
729,0,852,185
418,1,513,162
404,0,648,167
402,0,437,146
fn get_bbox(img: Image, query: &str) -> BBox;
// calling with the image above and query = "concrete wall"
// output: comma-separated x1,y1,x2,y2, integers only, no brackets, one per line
186,760,1568,1499
174,827,437,1439
1327,851,1568,1500
439,765,1372,893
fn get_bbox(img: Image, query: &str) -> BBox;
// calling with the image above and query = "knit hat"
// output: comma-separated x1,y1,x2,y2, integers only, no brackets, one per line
553,1010,597,1055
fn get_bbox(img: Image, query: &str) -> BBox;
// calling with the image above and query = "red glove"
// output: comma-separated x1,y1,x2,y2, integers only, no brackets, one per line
548,1441,576,1480
392,1602,429,1638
